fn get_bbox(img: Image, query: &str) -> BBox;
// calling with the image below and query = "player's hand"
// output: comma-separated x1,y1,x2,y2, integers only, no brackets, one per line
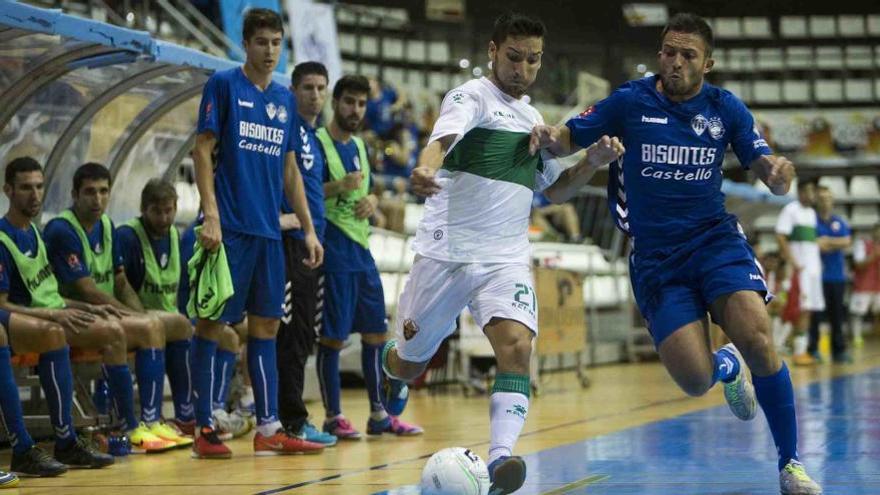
279,213,301,230
53,308,95,334
411,166,441,197
355,195,378,219
200,215,222,251
529,124,560,155
303,232,324,269
91,303,128,319
342,172,364,192
765,155,795,195
584,136,625,169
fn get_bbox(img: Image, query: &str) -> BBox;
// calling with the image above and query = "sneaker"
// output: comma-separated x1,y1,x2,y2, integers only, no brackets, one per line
487,456,526,495
808,351,824,364
780,460,823,495
128,422,177,454
720,343,757,421
148,421,194,448
301,422,337,446
10,446,67,477
253,428,324,456
0,471,18,488
792,353,817,366
54,436,114,468
213,409,252,441
323,415,362,440
191,426,232,459
832,352,853,364
366,416,424,436
167,418,195,437
854,335,864,349
381,374,409,416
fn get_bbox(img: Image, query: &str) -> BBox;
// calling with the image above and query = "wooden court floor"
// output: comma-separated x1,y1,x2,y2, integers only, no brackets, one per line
2,341,878,494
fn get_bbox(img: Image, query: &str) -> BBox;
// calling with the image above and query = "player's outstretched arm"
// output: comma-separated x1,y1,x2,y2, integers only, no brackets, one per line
285,151,324,268
411,135,454,197
529,124,578,157
193,131,222,251
752,155,795,196
544,136,624,204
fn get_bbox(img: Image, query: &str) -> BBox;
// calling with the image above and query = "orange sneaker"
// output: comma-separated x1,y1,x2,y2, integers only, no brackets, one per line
191,426,232,459
792,353,817,366
253,428,324,456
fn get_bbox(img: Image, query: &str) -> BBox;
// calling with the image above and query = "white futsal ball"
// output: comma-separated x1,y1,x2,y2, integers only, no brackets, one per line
420,447,490,495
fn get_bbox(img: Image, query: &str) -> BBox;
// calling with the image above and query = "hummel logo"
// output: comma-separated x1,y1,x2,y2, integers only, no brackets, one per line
641,115,668,124
238,99,254,108
719,357,733,376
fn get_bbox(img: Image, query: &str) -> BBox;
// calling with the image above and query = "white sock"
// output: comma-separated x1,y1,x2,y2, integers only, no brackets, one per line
370,409,388,421
488,391,529,466
257,420,282,437
793,334,808,355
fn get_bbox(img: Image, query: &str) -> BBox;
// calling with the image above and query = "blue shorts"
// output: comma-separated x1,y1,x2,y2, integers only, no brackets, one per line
0,309,9,330
630,216,769,347
218,229,285,323
321,268,387,341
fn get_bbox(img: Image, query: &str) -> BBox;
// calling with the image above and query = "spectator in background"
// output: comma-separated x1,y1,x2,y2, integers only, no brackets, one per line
366,77,400,139
380,123,418,181
775,180,823,366
530,191,583,243
808,186,852,363
850,224,880,348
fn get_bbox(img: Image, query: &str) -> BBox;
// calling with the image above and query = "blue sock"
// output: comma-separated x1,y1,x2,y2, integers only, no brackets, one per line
0,347,34,454
165,339,193,422
38,347,76,447
247,337,279,427
361,342,385,413
135,349,165,424
753,362,799,470
317,344,341,417
213,349,237,411
103,363,138,431
712,347,740,384
192,336,218,427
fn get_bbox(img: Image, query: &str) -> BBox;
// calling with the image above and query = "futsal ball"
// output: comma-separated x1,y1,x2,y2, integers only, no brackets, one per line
420,447,490,495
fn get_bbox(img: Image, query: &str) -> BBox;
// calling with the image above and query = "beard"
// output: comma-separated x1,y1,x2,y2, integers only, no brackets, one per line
336,114,361,132
660,72,700,97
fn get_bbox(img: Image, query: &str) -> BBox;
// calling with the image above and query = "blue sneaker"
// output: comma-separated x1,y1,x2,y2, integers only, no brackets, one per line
488,456,526,495
381,375,409,416
301,422,337,446
366,415,423,437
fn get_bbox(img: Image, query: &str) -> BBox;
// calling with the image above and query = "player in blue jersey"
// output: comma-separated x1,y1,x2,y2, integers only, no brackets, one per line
530,13,822,495
191,8,323,458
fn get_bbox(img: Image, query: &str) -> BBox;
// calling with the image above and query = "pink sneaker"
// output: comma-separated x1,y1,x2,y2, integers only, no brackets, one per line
367,415,424,436
323,415,362,440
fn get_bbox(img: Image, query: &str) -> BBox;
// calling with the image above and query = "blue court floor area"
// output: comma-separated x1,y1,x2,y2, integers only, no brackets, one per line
377,367,880,495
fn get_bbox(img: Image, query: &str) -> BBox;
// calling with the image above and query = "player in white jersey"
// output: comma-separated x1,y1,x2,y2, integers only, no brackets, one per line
378,13,622,495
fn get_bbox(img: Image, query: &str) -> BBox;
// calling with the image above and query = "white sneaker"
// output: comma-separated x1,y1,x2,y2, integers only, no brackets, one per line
720,343,757,421
780,460,823,494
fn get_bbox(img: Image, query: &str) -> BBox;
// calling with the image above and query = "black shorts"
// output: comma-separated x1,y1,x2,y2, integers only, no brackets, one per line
280,236,323,351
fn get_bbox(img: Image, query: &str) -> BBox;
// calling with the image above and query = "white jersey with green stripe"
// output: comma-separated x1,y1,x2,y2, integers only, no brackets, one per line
775,200,821,274
413,77,562,264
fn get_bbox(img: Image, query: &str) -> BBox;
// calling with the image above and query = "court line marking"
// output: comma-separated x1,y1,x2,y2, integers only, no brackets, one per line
540,474,611,495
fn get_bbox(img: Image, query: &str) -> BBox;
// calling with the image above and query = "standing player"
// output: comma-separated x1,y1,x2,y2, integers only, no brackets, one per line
315,75,422,440
379,13,621,495
191,8,323,458
850,225,880,348
776,181,823,365
275,61,336,446
530,13,822,494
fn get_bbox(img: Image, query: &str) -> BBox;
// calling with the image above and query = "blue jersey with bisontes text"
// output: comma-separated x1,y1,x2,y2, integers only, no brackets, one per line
566,76,772,253
197,67,297,239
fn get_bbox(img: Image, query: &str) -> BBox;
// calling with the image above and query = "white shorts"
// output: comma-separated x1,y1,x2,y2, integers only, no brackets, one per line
394,256,538,363
850,292,880,316
798,270,825,312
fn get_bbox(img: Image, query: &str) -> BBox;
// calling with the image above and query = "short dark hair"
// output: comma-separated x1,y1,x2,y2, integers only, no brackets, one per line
797,179,817,191
292,62,329,88
661,13,714,56
491,12,546,46
73,162,111,192
5,156,42,186
141,178,178,211
332,74,370,101
242,8,283,42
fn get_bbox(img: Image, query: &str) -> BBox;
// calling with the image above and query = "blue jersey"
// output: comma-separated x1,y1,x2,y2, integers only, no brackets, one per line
197,67,297,239
816,214,850,283
0,218,43,305
323,138,376,273
366,86,397,138
44,213,124,285
116,222,175,292
282,118,327,242
566,76,772,253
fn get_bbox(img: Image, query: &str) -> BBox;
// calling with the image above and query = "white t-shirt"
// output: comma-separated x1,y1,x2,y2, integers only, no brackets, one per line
775,200,821,274
413,77,562,264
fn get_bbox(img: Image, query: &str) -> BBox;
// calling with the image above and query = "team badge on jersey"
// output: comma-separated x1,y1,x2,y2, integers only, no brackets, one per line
266,102,277,120
691,114,709,136
278,105,288,124
67,254,81,270
403,319,420,340
708,117,725,140
160,253,169,268
579,105,595,117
